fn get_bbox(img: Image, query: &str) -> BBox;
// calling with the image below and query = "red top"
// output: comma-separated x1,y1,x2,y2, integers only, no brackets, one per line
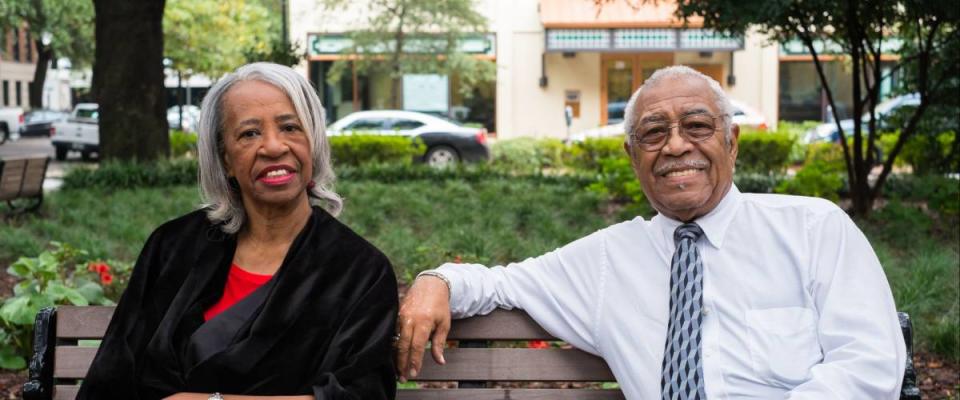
203,263,273,321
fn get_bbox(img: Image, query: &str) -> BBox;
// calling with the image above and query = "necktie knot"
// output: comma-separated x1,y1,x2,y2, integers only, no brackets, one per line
674,223,704,245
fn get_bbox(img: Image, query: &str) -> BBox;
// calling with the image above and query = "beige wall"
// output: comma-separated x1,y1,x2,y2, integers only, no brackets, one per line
0,61,35,108
728,30,780,126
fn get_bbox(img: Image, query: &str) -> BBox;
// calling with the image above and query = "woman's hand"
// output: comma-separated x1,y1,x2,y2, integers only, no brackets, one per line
395,275,452,382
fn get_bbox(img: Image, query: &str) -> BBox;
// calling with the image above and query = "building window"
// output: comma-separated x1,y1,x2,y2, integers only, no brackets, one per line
11,28,20,62
25,30,32,62
2,81,8,106
15,81,22,106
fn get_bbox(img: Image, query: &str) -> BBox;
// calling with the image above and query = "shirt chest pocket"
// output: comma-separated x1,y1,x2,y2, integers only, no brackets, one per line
745,307,823,387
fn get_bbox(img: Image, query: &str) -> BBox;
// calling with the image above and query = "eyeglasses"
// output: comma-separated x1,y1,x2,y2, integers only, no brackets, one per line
631,114,724,152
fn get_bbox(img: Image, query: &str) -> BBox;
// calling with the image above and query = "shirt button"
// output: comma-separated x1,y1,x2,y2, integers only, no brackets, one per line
702,308,710,317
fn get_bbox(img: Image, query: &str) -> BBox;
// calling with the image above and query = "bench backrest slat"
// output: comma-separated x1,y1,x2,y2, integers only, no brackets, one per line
417,348,614,381
56,306,114,339
20,158,48,197
0,158,26,200
446,309,554,340
53,347,97,379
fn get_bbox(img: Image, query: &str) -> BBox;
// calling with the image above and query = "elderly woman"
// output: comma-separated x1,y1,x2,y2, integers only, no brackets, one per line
77,63,398,399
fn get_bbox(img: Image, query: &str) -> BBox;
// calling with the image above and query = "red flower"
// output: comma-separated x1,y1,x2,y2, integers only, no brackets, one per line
527,340,549,349
100,272,114,285
88,262,110,274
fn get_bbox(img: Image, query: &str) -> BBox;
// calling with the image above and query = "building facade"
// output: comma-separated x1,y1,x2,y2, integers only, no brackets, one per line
0,26,37,110
290,0,780,138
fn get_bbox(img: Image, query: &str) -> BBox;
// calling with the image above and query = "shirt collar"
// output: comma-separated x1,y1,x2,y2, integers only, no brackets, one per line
652,184,742,249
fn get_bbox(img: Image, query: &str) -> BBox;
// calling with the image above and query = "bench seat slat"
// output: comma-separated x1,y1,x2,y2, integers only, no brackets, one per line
398,389,625,399
417,348,615,381
56,306,115,339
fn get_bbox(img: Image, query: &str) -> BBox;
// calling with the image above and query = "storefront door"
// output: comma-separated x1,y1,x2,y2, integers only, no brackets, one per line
601,53,673,126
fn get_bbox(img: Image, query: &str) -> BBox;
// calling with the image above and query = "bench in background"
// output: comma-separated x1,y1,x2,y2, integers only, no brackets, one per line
22,306,921,399
0,156,49,215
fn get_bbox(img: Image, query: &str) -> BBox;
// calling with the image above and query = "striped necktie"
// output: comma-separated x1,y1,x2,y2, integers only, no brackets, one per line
661,223,707,400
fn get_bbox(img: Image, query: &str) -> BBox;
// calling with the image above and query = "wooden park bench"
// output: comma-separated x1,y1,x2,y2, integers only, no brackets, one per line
0,156,49,215
23,306,921,400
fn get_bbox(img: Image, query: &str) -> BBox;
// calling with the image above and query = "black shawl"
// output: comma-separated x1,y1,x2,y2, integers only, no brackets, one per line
77,206,398,399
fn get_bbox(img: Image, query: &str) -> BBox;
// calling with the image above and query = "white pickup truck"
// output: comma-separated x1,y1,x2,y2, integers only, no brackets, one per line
51,103,99,160
0,106,24,144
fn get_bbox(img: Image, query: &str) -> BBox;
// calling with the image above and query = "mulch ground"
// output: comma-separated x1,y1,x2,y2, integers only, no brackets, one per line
0,276,956,398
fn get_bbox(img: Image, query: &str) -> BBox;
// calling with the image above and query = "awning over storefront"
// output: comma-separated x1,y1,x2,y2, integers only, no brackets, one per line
539,0,697,29
306,33,496,60
539,0,742,52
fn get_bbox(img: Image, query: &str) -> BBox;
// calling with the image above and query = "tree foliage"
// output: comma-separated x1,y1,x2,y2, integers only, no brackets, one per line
598,0,959,215
0,0,94,107
163,0,273,78
322,0,496,109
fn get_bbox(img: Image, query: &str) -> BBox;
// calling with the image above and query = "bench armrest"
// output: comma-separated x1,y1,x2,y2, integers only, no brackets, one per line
899,312,921,400
23,307,57,400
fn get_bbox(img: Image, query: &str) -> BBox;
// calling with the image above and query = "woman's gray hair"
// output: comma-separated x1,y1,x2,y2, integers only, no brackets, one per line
623,65,735,147
197,62,342,234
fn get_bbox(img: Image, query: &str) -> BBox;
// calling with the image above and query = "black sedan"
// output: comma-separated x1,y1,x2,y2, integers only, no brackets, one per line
19,110,68,137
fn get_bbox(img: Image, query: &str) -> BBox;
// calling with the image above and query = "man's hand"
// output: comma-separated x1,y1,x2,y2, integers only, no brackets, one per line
395,275,451,382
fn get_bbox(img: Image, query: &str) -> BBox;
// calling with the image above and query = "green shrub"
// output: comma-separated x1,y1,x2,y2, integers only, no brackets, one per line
585,157,645,204
897,131,958,175
775,161,843,201
804,142,847,174
329,135,425,166
569,137,626,171
169,130,198,157
736,131,795,174
62,158,199,190
491,138,567,173
0,243,126,369
883,174,960,217
734,172,786,193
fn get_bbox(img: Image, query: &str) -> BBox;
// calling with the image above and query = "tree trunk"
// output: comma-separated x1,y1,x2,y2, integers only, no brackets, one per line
29,40,53,109
92,0,169,161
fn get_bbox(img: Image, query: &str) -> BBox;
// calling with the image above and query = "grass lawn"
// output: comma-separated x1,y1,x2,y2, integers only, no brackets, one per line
0,179,957,362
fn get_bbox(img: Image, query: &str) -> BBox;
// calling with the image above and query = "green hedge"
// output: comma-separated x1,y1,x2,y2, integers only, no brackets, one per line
62,158,199,190
490,138,567,173
568,137,626,171
329,135,425,166
736,131,795,174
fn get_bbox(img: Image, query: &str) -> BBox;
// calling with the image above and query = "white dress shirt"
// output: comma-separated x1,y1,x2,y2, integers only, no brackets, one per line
435,185,906,399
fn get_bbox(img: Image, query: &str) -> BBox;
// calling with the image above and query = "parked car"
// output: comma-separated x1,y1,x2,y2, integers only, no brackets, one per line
0,106,24,144
51,103,99,160
167,105,201,132
19,109,69,138
571,98,768,142
327,110,490,167
804,93,920,144
729,99,768,130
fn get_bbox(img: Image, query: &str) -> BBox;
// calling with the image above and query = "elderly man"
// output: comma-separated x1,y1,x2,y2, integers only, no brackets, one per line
396,66,906,399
